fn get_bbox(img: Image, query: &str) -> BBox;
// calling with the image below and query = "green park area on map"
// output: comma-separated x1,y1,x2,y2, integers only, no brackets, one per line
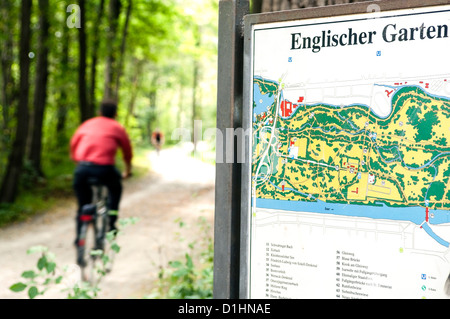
252,77,450,211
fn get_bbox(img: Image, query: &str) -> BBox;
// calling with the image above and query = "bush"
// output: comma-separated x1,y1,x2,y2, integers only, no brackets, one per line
148,217,213,299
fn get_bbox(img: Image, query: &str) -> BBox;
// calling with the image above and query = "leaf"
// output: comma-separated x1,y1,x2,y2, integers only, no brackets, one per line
21,270,36,279
174,217,185,228
169,261,183,268
37,256,47,271
111,242,120,253
47,252,56,260
55,276,63,284
27,246,48,255
172,268,189,278
106,232,115,241
186,254,194,269
102,254,109,264
118,217,139,228
9,282,27,292
28,286,39,299
90,249,103,256
45,261,56,273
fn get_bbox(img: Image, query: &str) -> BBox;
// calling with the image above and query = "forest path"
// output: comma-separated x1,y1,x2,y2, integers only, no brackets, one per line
0,146,215,299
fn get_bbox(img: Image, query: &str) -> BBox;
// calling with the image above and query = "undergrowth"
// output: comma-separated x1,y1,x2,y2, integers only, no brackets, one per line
9,217,139,299
147,216,214,299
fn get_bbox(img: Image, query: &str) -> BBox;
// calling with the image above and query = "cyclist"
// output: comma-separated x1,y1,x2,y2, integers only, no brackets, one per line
70,99,133,247
151,128,164,155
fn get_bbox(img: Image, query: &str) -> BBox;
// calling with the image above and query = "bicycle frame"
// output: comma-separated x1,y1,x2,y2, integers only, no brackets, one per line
77,180,110,282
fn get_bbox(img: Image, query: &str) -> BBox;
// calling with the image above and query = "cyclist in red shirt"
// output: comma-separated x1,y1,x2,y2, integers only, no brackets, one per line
151,128,165,155
70,99,133,246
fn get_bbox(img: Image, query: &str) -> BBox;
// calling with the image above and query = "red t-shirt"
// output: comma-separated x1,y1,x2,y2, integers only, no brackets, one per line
70,116,133,166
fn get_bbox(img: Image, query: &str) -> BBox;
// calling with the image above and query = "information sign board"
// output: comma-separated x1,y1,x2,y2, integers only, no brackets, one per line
243,1,450,299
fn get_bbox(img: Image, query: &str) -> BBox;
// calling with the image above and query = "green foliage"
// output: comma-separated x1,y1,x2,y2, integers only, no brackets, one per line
0,0,219,206
148,216,213,299
8,246,62,299
9,217,138,299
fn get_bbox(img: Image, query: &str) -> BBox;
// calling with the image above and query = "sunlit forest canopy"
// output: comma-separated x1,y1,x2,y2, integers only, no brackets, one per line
0,0,218,205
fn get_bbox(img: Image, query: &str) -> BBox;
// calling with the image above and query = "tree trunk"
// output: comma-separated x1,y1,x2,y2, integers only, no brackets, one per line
192,25,201,155
114,0,132,100
192,60,199,154
104,0,122,100
124,58,142,129
56,26,70,137
177,84,184,129
89,0,105,116
78,0,89,123
28,0,50,178
148,74,158,136
251,0,263,13
0,0,32,203
0,0,17,141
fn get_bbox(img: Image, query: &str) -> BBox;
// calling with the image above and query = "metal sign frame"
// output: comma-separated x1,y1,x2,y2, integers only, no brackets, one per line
214,0,249,300
240,0,450,299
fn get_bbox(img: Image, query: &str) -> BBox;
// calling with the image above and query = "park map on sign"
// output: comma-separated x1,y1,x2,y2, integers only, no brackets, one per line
248,6,450,299
252,76,450,233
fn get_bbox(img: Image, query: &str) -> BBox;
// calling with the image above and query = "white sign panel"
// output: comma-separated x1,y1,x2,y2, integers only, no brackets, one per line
249,5,450,299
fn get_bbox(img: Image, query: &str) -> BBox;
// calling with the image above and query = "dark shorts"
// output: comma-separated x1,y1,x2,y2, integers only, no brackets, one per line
73,163,122,213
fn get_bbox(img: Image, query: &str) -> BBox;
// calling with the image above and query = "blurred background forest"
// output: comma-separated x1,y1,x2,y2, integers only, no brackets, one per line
0,0,219,224
0,0,366,225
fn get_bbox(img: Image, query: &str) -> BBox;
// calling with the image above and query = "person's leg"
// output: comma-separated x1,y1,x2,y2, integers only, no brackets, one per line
73,165,93,245
100,166,123,233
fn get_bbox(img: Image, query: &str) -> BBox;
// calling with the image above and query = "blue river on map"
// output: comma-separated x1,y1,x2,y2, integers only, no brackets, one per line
255,198,450,247
253,83,275,121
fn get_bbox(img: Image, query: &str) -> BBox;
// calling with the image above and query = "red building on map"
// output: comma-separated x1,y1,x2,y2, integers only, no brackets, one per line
281,100,298,117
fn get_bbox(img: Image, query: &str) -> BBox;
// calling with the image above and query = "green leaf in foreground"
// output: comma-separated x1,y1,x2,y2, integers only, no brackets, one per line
37,256,47,270
9,282,27,292
21,270,36,279
111,242,120,253
28,286,39,299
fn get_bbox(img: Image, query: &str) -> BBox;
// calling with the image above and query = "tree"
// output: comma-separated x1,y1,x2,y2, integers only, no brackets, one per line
192,24,201,154
0,0,218,207
0,0,17,143
28,0,51,177
78,0,90,122
115,0,132,99
104,0,122,100
88,0,106,116
0,0,32,203
55,24,70,138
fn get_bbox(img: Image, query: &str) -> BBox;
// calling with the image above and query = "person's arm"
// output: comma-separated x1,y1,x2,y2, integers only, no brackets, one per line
69,128,82,162
123,161,132,178
118,127,133,178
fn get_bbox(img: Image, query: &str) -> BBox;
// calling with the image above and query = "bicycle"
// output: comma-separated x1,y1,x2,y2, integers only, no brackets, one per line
76,177,116,284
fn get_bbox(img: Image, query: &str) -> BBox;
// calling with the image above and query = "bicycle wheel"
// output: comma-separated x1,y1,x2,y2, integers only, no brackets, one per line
77,221,99,283
77,204,103,285
86,206,111,286
103,230,117,274
96,206,116,274
86,223,105,286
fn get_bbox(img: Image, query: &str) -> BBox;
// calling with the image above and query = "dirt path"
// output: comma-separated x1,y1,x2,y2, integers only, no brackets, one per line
0,146,215,299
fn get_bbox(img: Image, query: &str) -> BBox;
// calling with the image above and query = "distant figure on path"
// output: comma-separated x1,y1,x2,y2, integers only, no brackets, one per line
151,129,165,155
